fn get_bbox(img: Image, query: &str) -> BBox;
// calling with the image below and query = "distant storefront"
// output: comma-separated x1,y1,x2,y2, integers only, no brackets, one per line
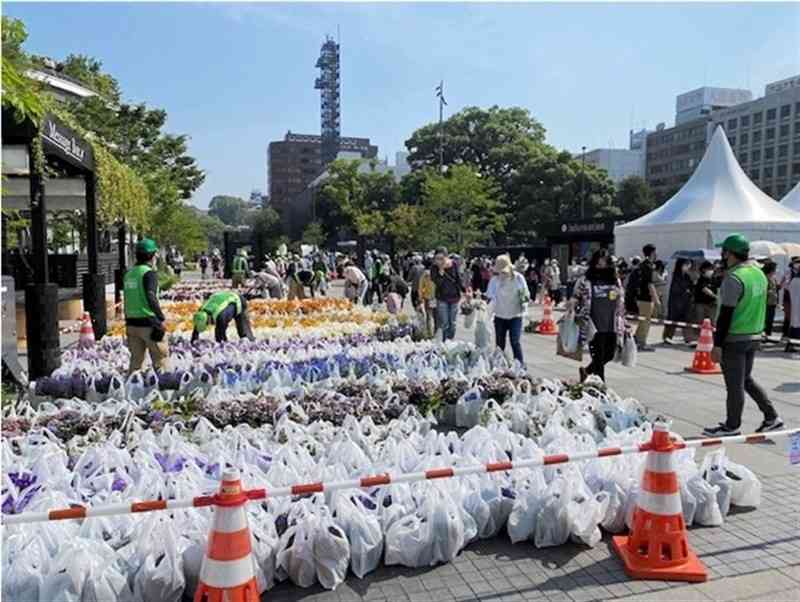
540,217,634,266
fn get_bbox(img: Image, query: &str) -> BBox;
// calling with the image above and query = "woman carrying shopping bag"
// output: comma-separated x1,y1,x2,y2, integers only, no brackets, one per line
486,254,529,364
569,249,628,382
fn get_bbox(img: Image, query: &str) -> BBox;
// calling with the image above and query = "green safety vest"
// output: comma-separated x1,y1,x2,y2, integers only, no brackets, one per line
124,264,158,319
201,292,241,321
232,256,247,274
729,264,767,336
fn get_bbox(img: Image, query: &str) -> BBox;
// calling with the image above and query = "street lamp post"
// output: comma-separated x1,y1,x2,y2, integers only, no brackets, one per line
580,146,587,219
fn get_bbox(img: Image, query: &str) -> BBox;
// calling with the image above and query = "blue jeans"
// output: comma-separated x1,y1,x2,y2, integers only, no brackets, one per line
494,316,524,364
437,301,459,341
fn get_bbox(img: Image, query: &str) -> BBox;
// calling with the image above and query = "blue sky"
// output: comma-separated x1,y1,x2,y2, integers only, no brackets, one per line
6,2,799,208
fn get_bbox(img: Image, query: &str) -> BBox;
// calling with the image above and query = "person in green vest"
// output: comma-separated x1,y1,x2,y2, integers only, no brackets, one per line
703,233,782,437
124,238,168,374
191,291,255,343
231,248,250,289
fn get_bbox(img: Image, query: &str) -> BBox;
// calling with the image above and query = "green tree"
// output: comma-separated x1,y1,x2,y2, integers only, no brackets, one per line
405,105,620,242
417,164,506,253
208,195,249,226
405,106,546,182
616,176,657,216
315,159,400,244
386,203,422,251
509,149,618,238
249,206,284,256
1,17,47,124
301,221,326,247
150,203,207,257
65,98,205,203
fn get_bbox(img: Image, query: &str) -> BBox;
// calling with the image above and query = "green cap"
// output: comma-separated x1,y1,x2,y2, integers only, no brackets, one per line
238,248,248,256
136,238,158,255
716,233,750,255
193,311,209,333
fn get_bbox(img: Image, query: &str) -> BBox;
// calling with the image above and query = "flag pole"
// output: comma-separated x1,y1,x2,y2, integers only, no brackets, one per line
438,80,444,173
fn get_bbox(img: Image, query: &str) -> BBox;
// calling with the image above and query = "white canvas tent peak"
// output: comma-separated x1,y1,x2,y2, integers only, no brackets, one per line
782,181,800,211
614,125,800,260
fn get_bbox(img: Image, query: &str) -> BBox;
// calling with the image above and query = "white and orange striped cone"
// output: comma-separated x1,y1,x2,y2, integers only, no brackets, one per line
195,469,259,602
78,312,95,348
536,295,558,335
686,319,721,374
612,423,708,582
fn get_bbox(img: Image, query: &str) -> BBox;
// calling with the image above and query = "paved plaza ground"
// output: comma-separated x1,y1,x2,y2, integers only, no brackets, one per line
267,290,800,602
22,277,799,602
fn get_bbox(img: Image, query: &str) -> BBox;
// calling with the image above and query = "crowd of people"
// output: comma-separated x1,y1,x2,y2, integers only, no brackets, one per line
126,236,797,437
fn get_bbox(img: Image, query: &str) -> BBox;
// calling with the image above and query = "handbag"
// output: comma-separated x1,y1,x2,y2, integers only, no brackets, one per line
556,333,583,362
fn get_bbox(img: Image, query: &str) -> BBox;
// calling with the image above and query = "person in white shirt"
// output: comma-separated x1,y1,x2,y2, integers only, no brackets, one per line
486,254,529,364
343,262,368,305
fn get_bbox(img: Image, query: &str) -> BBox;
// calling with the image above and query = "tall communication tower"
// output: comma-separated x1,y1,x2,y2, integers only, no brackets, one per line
315,35,341,166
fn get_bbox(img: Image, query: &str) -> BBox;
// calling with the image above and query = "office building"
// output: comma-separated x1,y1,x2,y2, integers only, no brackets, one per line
675,86,752,125
267,131,378,209
645,118,711,201
711,75,800,198
580,148,644,184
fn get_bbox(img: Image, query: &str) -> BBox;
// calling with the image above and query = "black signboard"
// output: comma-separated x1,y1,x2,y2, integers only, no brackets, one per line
540,216,635,239
40,114,94,171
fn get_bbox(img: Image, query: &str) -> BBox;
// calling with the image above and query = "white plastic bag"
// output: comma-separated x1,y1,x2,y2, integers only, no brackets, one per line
701,450,733,516
507,471,547,543
314,509,350,590
474,310,490,350
558,313,579,354
455,386,483,428
701,449,761,508
534,478,571,548
688,474,723,526
39,539,133,602
334,495,383,579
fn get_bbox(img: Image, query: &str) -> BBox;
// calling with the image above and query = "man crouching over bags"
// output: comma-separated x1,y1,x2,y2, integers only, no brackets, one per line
191,291,256,343
124,238,169,374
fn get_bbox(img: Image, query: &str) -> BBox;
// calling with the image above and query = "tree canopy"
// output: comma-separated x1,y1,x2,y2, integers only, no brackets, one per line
616,175,657,217
208,195,251,226
404,105,618,242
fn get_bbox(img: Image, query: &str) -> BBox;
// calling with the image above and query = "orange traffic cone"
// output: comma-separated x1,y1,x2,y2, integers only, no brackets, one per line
536,295,558,335
78,312,95,348
195,469,259,602
612,422,708,582
686,319,721,374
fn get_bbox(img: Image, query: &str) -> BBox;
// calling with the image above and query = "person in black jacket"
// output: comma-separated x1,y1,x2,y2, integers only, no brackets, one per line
431,247,464,340
663,258,694,344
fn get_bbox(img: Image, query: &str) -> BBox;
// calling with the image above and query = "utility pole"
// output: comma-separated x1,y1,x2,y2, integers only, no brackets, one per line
436,80,447,173
580,145,587,219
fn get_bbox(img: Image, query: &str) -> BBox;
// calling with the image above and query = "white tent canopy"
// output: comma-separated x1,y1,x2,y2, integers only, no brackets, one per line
615,126,800,261
781,181,800,211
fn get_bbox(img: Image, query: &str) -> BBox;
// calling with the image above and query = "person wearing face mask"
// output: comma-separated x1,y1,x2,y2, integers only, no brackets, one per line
486,254,529,364
703,234,782,437
570,248,627,382
787,258,800,353
431,247,464,341
663,258,694,344
693,260,719,335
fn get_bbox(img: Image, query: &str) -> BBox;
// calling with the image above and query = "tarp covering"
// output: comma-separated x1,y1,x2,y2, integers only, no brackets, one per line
615,126,800,260
781,182,800,211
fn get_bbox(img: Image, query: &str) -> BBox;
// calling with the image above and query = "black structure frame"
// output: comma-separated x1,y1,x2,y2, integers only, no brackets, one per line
2,109,106,379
